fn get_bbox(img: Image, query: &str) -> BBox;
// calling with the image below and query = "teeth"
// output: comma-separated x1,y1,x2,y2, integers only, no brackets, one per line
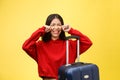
54,31,58,33
53,30,59,34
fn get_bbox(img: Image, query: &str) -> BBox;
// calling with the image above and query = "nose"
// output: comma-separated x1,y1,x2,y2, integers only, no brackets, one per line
52,25,62,30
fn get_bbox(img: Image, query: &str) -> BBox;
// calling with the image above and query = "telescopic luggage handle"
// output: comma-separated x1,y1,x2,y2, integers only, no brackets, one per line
66,35,80,40
66,35,80,66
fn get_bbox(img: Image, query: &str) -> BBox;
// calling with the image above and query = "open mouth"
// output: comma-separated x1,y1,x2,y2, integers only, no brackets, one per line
51,30,61,37
53,30,59,34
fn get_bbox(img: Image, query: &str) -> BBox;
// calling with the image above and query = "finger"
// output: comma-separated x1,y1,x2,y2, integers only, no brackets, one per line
62,25,71,32
62,25,65,30
45,26,51,32
50,26,55,30
45,25,50,28
62,25,68,30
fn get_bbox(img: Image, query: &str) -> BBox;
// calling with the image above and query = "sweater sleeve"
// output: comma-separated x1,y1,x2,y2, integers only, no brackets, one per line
22,26,45,62
68,28,92,54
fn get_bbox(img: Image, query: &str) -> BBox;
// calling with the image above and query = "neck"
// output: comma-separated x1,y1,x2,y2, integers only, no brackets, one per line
51,37,59,40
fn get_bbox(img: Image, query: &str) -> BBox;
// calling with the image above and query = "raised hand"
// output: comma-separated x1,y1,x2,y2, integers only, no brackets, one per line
44,25,51,33
62,24,71,32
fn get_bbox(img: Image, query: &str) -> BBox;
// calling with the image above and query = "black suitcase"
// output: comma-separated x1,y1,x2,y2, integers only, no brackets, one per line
58,36,99,80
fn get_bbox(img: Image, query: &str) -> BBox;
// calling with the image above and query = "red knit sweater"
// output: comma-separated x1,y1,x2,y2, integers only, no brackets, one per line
22,26,92,79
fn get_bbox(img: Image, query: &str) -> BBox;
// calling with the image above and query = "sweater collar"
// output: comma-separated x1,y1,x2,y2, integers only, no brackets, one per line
50,39,63,43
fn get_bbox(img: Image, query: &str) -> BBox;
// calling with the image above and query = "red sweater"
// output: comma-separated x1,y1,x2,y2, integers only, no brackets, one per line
22,26,92,79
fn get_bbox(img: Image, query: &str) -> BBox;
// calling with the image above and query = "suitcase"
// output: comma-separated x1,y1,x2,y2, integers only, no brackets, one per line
58,36,99,80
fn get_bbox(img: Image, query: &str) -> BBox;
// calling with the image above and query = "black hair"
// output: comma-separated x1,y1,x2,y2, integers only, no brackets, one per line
42,14,66,42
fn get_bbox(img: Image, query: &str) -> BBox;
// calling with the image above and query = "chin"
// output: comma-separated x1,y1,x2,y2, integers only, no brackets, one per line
52,33,60,37
53,36,59,38
51,35,60,40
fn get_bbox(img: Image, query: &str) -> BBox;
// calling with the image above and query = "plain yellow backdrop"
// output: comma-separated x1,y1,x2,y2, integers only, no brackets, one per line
0,0,120,80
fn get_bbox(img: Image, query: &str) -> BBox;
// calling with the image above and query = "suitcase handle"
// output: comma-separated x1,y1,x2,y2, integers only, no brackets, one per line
66,35,80,66
66,35,80,40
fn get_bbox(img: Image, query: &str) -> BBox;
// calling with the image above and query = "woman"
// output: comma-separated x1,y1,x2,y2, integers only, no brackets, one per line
22,14,92,80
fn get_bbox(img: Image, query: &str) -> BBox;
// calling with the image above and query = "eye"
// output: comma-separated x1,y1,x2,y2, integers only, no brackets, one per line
50,23,55,26
57,24,62,26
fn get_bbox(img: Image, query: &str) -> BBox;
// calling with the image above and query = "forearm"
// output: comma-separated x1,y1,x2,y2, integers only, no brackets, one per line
68,28,92,53
22,26,45,52
68,28,91,42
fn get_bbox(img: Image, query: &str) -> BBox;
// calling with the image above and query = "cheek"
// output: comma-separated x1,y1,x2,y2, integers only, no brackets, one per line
58,26,62,30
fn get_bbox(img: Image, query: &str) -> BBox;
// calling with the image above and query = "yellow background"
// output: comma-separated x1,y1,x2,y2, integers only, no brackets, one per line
0,0,120,80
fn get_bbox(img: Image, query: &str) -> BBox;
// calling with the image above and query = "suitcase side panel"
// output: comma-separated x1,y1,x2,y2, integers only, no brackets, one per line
58,62,84,80
79,64,98,80
66,64,99,80
59,63,99,80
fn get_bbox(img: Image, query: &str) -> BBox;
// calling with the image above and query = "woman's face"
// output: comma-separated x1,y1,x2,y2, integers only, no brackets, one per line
50,18,62,40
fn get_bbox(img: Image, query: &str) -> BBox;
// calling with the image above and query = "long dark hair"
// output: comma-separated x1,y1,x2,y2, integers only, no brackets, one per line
42,14,66,42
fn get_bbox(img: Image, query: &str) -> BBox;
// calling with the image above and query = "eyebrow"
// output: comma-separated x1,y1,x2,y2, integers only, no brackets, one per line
50,23,62,25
